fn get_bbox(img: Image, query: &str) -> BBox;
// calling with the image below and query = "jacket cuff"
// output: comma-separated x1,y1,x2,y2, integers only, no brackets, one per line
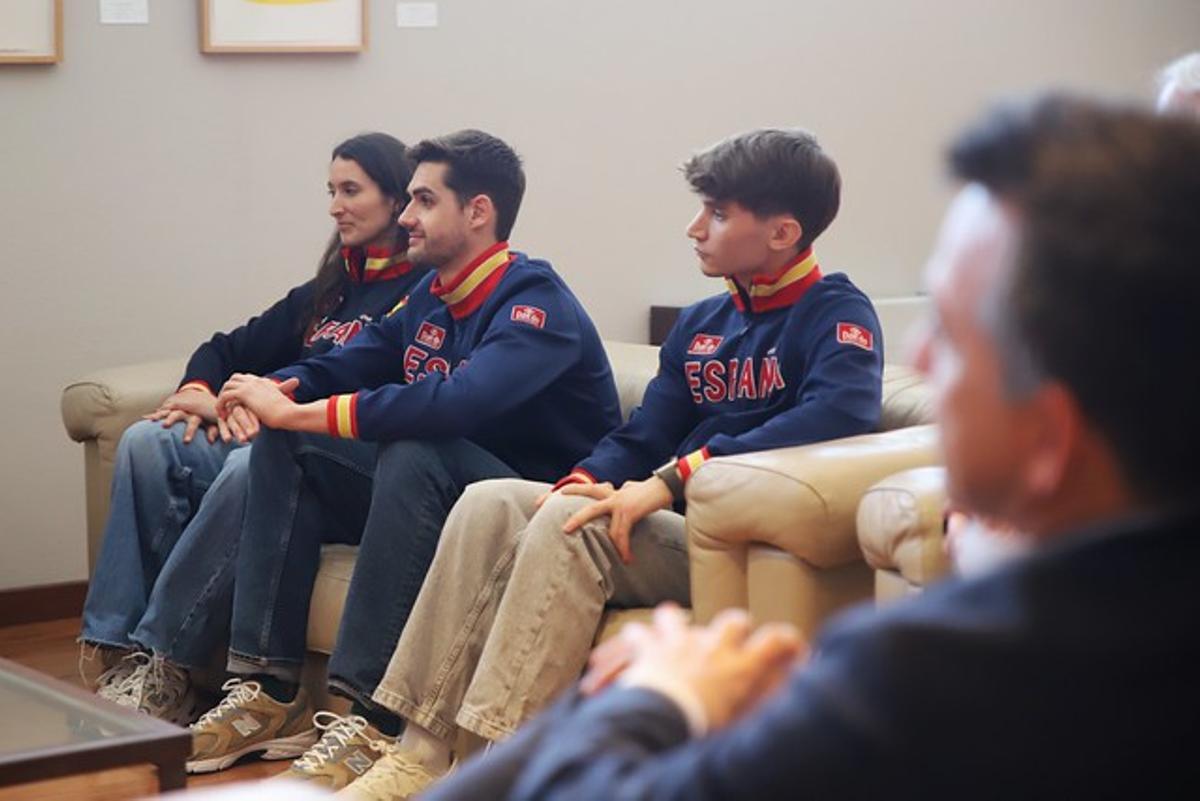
177,380,214,396
552,467,597,491
268,375,297,400
619,667,708,737
676,447,712,483
326,394,359,439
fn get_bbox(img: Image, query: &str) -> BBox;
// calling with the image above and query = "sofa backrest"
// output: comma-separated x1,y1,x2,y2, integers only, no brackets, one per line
600,341,661,421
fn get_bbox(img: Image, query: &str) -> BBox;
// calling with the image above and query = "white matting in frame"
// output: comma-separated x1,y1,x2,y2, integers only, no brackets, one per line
0,0,62,64
201,0,366,54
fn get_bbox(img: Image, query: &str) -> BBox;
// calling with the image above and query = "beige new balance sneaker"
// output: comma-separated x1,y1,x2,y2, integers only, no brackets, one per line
273,711,392,790
186,678,317,774
336,745,451,800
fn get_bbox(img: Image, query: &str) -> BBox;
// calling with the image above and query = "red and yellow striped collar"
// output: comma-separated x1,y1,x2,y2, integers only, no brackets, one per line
430,241,514,319
726,248,823,314
342,246,414,284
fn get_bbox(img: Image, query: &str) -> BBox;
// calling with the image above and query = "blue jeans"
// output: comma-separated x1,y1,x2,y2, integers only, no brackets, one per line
81,419,249,669
226,429,518,708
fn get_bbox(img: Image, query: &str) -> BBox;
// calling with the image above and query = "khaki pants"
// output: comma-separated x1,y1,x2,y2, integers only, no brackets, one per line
372,478,690,742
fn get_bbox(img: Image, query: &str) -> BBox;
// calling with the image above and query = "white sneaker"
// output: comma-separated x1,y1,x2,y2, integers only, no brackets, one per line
98,651,198,725
336,744,451,800
95,651,149,708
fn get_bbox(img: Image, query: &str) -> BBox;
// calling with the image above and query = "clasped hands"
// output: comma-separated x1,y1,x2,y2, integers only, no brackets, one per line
148,373,302,445
143,382,259,445
212,373,302,441
581,603,805,732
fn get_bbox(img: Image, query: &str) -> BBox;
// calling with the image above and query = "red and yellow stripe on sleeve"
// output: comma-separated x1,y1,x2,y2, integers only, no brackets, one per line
325,393,359,439
552,467,597,491
385,295,409,318
676,447,712,482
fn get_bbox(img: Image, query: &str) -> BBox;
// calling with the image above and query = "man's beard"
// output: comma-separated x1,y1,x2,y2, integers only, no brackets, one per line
411,231,469,272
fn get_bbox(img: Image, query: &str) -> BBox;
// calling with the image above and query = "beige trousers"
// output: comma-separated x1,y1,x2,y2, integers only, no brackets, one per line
371,477,690,742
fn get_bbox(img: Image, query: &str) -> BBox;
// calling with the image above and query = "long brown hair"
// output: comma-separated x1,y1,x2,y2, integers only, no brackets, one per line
308,132,412,334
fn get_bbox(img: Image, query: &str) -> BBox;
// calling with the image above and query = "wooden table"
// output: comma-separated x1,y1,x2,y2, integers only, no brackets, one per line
0,656,190,792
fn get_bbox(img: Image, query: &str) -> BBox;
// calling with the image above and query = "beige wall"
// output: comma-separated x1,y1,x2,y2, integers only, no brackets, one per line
1,0,1196,589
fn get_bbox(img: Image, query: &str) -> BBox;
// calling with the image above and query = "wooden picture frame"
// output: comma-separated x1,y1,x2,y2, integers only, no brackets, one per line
200,0,367,54
0,0,62,65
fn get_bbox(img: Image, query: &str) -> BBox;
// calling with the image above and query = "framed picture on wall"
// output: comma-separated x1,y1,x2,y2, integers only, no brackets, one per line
0,0,62,65
200,0,367,54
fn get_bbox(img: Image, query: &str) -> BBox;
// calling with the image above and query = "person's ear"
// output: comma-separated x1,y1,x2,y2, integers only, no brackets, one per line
1021,383,1078,499
466,194,496,234
768,216,803,253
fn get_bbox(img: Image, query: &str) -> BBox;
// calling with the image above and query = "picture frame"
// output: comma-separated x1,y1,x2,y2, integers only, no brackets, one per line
0,0,63,65
200,0,367,55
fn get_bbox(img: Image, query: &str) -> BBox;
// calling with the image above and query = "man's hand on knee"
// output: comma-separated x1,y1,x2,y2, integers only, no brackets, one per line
559,477,673,564
535,480,615,511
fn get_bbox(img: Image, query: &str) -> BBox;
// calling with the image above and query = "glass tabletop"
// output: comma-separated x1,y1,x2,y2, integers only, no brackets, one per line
0,662,174,757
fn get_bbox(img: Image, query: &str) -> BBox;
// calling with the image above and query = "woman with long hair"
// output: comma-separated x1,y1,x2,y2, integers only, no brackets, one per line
79,132,426,725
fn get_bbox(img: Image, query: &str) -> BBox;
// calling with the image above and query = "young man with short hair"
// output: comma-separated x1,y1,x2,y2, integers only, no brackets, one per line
184,130,622,787
341,128,884,799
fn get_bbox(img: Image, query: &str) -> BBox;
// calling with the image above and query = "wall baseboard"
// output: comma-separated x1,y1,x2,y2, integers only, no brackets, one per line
0,581,88,628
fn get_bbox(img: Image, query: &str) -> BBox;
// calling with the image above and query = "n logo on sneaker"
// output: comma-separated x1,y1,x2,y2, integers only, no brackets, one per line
345,749,374,775
231,715,262,738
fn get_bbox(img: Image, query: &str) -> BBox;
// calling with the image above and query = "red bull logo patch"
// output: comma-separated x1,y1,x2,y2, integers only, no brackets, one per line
416,321,446,351
511,305,546,329
687,333,724,356
836,322,874,351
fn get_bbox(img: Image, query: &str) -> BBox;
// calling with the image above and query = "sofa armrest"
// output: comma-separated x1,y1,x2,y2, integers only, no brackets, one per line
61,358,185,573
686,424,940,625
857,466,949,594
62,358,187,444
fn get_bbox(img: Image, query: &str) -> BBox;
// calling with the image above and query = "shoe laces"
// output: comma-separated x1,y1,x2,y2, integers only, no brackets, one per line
192,678,262,729
293,711,387,771
98,651,152,706
138,654,189,710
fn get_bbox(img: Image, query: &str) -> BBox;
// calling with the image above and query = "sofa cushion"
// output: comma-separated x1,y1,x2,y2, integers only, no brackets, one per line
602,341,661,421
308,545,357,655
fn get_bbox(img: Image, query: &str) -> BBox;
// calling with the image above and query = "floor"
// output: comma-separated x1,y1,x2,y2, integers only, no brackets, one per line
0,618,290,800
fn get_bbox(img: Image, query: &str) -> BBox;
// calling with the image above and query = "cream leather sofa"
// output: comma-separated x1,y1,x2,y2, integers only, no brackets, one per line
61,340,939,684
685,375,939,641
857,466,951,603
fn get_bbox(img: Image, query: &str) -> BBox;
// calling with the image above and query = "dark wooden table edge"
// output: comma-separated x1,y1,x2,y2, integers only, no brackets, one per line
0,656,190,791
